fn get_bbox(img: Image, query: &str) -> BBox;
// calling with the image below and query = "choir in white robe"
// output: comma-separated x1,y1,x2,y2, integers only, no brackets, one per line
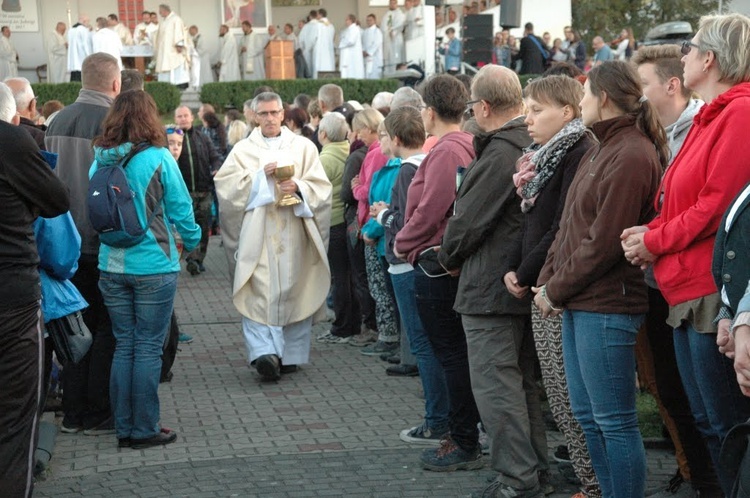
47,29,68,83
298,19,318,78
193,33,214,86
338,23,364,79
92,28,123,69
154,12,189,85
219,33,241,82
380,7,405,73
361,24,383,79
242,32,267,81
214,126,332,365
314,17,336,76
0,35,18,80
67,24,92,73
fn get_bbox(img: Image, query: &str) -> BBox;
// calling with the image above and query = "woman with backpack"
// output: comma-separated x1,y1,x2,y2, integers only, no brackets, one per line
89,90,200,450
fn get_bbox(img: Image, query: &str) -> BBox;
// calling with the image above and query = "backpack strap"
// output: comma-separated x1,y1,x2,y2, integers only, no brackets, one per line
529,35,549,61
119,142,151,170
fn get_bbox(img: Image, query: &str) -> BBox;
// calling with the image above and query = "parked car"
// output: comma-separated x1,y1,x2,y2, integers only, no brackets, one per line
640,21,694,46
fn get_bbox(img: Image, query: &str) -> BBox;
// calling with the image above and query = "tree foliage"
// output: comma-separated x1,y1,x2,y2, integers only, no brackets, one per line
571,0,726,48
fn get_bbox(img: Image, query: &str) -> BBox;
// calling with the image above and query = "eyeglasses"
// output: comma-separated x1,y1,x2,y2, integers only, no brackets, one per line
166,127,184,135
681,40,700,56
257,109,283,118
466,99,481,108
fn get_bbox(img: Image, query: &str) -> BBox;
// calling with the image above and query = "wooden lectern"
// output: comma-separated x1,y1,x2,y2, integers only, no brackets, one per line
265,40,295,80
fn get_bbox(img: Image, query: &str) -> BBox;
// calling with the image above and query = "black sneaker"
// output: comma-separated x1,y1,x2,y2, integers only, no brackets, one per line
420,436,483,472
130,428,177,449
186,259,200,276
553,444,571,463
400,421,446,445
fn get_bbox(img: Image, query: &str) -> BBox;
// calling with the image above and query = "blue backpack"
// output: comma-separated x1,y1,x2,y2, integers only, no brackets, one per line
87,143,161,248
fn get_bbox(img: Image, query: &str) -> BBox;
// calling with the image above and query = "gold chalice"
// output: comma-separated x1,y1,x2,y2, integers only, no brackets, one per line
274,164,301,206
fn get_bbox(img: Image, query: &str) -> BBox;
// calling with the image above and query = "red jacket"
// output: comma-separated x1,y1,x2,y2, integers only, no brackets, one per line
645,83,750,306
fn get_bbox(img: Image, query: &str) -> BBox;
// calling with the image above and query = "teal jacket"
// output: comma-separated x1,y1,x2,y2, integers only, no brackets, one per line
361,158,401,256
90,143,201,275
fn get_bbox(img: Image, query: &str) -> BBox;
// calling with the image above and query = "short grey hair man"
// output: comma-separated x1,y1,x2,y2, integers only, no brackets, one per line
3,77,34,117
251,92,283,112
371,91,394,112
318,112,349,143
0,81,17,123
390,86,423,109
317,84,344,113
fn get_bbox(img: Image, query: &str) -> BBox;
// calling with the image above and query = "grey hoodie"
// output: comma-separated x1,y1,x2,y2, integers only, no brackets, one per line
666,98,704,166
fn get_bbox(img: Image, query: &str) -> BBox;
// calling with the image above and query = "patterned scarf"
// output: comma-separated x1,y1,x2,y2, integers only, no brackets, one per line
513,118,586,213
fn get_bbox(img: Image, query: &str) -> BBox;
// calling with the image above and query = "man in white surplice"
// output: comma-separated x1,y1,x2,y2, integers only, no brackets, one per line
218,24,241,82
92,18,123,70
153,4,189,86
298,12,318,78
47,22,68,84
362,14,383,79
133,10,152,45
0,26,18,80
338,15,364,79
404,0,425,41
108,14,134,46
380,0,405,74
314,9,336,77
67,16,92,82
190,25,213,86
240,21,267,81
214,92,332,381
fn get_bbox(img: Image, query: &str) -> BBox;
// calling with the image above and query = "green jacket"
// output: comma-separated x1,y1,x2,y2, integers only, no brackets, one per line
319,140,350,226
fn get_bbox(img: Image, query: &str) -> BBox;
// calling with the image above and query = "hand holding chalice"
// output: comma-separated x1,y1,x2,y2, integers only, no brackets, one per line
273,164,301,207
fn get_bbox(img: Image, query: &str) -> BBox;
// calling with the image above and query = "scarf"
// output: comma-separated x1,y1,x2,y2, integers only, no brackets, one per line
513,118,586,213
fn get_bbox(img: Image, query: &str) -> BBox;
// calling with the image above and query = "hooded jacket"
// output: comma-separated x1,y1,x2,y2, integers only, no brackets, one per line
90,143,201,275
361,157,402,256
319,140,350,226
395,131,475,265
665,98,703,165
538,115,661,313
439,118,533,315
645,83,750,306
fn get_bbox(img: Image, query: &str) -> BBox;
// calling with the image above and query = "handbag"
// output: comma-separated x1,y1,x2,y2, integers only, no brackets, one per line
47,311,93,365
416,246,450,278
346,217,360,248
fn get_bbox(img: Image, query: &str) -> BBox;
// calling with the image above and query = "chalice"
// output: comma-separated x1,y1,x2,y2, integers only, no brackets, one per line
274,164,301,206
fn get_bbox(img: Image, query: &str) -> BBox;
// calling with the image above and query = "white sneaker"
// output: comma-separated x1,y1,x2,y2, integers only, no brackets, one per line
316,332,351,344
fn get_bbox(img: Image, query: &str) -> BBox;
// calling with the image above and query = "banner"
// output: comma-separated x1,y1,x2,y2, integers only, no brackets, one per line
0,0,39,32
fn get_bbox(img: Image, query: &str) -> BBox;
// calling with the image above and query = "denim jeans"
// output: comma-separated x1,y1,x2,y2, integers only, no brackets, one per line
391,270,449,431
562,310,646,498
673,321,750,495
414,269,480,451
99,271,178,439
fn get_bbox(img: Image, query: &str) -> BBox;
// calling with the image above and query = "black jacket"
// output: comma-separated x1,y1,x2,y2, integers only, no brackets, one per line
518,34,548,75
382,160,419,266
177,127,223,193
341,143,368,227
713,184,750,317
439,117,532,315
507,134,594,288
19,116,46,151
0,120,69,310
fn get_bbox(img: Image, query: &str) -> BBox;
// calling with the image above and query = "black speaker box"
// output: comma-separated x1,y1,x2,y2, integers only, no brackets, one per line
499,0,522,28
463,49,493,65
424,0,441,5
463,38,492,51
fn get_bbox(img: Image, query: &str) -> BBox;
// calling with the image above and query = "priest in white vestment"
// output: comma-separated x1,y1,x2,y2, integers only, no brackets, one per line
404,0,425,41
338,15,364,79
133,11,152,45
362,14,383,80
218,25,241,82
67,17,92,81
191,26,213,87
92,18,123,70
154,5,189,86
314,10,336,77
47,22,68,83
298,14,318,78
380,0,405,73
0,27,18,80
240,21,267,81
108,15,134,46
214,92,332,381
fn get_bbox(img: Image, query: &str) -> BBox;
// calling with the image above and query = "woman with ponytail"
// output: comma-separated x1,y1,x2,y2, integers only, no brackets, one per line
534,60,663,498
622,13,750,495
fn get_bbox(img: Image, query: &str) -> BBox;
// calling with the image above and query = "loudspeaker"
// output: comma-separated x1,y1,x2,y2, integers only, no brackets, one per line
462,15,493,39
462,50,493,65
424,0,441,5
499,0,522,29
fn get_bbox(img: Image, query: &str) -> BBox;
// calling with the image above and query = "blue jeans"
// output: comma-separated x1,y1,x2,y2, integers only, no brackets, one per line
391,270,449,432
99,272,178,439
562,310,645,498
673,321,750,495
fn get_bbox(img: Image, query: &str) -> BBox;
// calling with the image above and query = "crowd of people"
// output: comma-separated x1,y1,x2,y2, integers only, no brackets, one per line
5,9,750,498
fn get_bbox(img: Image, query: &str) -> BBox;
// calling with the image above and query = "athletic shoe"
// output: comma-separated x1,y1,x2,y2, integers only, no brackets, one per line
186,259,200,276
420,436,483,472
178,332,193,343
471,478,544,498
400,421,446,445
538,469,555,495
316,332,351,344
348,329,378,347
386,364,419,376
360,340,398,356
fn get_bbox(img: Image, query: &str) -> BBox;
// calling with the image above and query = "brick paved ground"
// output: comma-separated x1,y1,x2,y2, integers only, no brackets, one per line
35,236,677,497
